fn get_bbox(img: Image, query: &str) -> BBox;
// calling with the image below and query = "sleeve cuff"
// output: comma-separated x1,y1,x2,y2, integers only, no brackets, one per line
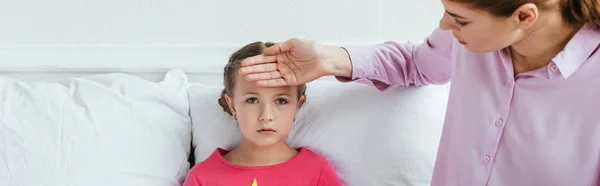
335,45,376,82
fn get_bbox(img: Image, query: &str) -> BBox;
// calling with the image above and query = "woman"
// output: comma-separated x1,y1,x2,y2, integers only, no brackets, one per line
238,0,600,185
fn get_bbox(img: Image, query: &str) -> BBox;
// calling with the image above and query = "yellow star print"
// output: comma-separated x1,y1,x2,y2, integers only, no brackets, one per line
251,178,258,186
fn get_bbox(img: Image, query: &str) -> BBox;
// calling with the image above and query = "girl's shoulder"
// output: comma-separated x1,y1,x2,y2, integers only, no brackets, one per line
293,147,336,168
296,147,328,161
189,147,334,171
295,147,343,185
188,148,227,172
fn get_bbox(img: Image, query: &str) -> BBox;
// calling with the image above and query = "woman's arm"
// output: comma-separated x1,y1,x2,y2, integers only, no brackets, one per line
238,28,454,89
332,28,455,90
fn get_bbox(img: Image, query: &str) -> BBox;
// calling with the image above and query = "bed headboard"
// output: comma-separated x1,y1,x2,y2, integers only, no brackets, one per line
0,45,238,84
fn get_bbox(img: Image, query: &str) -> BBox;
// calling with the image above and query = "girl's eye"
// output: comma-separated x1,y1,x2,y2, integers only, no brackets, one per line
276,98,288,105
454,19,469,27
246,97,258,104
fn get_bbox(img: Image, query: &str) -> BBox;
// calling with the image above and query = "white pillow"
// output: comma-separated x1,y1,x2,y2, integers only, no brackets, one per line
0,70,192,186
189,80,449,186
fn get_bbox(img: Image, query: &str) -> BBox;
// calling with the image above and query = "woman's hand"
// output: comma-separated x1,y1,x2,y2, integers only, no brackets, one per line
238,38,352,87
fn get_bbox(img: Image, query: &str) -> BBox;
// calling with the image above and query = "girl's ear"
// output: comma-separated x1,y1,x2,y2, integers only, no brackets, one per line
224,94,236,116
297,95,306,108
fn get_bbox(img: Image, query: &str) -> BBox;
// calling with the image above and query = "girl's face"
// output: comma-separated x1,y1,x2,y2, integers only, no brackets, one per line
438,0,535,53
225,75,305,147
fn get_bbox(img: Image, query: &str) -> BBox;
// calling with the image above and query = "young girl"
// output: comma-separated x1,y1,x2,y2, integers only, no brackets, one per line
183,41,343,186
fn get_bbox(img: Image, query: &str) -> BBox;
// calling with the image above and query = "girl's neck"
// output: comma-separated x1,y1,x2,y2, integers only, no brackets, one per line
223,139,299,167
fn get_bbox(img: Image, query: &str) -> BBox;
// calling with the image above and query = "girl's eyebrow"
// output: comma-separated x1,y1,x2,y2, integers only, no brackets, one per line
241,92,292,97
275,93,291,97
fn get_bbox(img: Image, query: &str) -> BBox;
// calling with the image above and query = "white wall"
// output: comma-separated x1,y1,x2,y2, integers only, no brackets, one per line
0,0,444,81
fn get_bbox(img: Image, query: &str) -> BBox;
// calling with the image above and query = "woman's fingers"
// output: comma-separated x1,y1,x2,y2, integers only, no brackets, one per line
238,63,278,75
256,78,288,87
240,55,277,67
245,71,282,81
239,39,298,87
263,39,295,55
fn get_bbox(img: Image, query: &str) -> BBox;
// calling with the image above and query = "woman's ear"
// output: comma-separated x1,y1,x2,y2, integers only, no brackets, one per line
512,3,538,29
224,94,236,116
297,95,306,108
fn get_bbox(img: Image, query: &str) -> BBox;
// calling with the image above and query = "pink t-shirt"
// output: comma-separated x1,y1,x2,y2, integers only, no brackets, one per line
183,147,343,186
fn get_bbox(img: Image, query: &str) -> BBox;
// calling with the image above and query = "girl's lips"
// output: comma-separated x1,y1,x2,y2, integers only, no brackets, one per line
257,128,276,134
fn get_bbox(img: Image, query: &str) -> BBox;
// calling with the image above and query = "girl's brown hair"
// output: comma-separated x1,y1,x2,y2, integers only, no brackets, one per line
450,0,599,28
217,41,307,115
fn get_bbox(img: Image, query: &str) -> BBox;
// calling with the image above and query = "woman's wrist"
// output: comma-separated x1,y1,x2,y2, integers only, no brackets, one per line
321,45,352,78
